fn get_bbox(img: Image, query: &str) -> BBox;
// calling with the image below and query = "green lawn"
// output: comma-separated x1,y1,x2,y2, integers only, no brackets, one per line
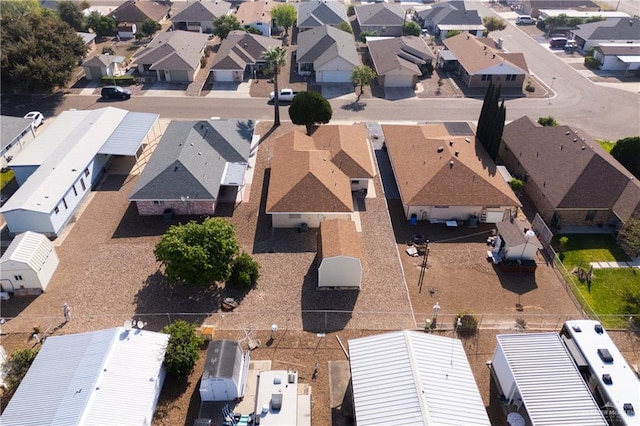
554,234,639,328
1,169,14,189
596,138,615,153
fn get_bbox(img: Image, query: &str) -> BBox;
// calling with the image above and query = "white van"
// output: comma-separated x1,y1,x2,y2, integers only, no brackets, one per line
516,15,536,25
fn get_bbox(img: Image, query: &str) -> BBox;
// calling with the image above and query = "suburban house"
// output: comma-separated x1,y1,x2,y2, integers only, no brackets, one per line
592,44,640,74
500,116,640,229
266,125,375,228
77,31,97,51
366,36,435,88
133,30,209,82
415,1,485,40
349,331,491,425
129,119,255,216
516,0,600,18
491,333,607,425
0,231,59,295
492,219,542,261
109,0,170,26
296,25,360,83
570,17,640,50
1,107,161,237
317,219,363,289
0,327,169,426
171,0,231,33
1,115,35,168
82,54,127,81
210,30,281,82
383,123,521,223
355,3,406,37
441,33,529,89
296,0,348,32
235,1,275,37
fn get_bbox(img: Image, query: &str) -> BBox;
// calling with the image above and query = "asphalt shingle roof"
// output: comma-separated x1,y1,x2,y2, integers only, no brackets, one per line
572,18,640,42
355,3,405,27
171,0,231,22
110,0,170,23
367,36,434,76
297,1,348,29
296,25,359,68
134,30,209,71
443,33,529,75
211,31,280,70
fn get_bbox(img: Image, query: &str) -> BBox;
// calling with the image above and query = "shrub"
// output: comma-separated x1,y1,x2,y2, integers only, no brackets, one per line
102,46,115,55
347,5,355,16
455,312,479,335
229,252,260,288
3,348,38,391
100,75,136,85
509,178,524,192
537,116,559,126
584,56,600,69
525,82,535,92
359,31,378,42
161,320,204,378
200,56,207,68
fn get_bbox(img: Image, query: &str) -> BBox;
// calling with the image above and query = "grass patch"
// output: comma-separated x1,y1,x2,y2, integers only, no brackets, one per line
554,234,637,328
1,169,15,189
596,138,615,153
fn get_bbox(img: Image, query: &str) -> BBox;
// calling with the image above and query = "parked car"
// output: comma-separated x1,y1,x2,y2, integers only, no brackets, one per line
23,111,44,129
101,85,132,100
269,88,298,103
516,15,536,25
549,37,569,48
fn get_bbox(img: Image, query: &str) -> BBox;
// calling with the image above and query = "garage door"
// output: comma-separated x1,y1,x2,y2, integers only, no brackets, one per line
214,70,234,82
320,71,352,83
485,210,507,223
384,74,413,88
169,69,190,82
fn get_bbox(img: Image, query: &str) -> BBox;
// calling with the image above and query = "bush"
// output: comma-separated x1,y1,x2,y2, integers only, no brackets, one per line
584,56,600,69
161,320,204,378
509,178,524,192
102,46,115,55
347,5,355,16
455,312,479,335
100,75,136,85
525,82,535,92
537,116,559,126
229,252,260,288
200,56,207,68
359,31,378,42
3,348,38,391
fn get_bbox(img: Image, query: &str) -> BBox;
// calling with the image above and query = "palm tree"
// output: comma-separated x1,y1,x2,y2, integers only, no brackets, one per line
261,46,288,126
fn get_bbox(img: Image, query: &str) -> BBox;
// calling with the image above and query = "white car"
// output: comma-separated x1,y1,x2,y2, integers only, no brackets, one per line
24,111,44,129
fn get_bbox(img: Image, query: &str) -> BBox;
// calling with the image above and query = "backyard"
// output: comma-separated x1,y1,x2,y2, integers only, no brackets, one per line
554,234,639,328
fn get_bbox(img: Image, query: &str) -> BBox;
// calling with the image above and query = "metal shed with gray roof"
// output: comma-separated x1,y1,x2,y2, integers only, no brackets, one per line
199,340,250,401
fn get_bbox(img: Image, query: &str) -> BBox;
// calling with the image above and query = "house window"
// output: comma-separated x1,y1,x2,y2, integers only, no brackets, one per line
481,74,493,81
14,275,23,281
62,198,68,210
80,178,86,191
72,185,78,197
585,210,597,221
54,206,59,214
505,74,517,81
153,200,165,205
289,214,302,219
352,180,360,185
84,168,90,177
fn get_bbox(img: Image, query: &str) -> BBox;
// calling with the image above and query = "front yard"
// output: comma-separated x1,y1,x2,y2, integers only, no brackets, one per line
554,234,639,328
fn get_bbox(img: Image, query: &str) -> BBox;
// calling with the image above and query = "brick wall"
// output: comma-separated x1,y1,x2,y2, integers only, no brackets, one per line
467,74,525,89
135,200,215,216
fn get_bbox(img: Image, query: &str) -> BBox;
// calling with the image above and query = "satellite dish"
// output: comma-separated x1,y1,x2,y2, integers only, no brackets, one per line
137,321,146,329
124,320,132,331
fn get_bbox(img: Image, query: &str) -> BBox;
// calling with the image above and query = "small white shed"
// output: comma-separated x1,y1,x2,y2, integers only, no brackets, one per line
493,219,542,261
317,219,363,289
200,340,250,402
0,231,59,294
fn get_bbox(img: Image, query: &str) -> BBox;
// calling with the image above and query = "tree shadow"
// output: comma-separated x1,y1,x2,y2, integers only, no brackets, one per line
0,92,67,119
341,101,367,112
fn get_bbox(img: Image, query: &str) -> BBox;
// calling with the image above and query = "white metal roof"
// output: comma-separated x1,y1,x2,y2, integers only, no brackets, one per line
495,333,607,426
254,370,301,425
539,9,629,19
98,111,159,156
0,231,54,271
348,330,490,426
618,55,640,63
1,108,158,214
0,327,169,426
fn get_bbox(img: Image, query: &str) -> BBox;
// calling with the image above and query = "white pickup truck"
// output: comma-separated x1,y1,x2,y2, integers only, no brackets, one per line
269,88,298,102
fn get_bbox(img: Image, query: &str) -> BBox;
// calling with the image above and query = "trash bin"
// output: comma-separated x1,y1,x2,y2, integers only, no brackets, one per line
299,223,308,233
163,208,174,221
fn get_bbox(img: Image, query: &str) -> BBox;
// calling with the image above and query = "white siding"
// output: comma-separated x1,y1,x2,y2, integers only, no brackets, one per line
214,70,235,82
406,205,478,221
0,231,59,292
318,256,362,288
271,212,352,228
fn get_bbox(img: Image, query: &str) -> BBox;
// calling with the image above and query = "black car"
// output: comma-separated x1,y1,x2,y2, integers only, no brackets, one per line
101,85,132,100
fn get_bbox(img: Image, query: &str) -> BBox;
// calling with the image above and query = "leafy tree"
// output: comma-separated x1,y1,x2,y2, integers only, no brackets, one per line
445,30,461,38
270,3,296,37
289,91,333,135
359,31,378,42
509,178,524,193
245,26,262,35
262,46,288,126
161,320,203,378
3,348,38,392
611,136,640,179
617,215,640,258
86,11,116,37
586,15,605,23
229,252,261,288
403,21,421,36
154,219,239,286
537,116,559,126
351,65,376,101
483,16,506,32
79,0,91,11
213,15,241,40
476,81,505,162
567,17,584,28
139,18,161,38
544,13,568,35
338,21,353,34
347,5,355,16
1,1,87,93
57,0,85,31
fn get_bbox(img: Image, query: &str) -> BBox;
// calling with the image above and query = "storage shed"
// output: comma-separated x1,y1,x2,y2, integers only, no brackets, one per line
0,231,58,294
317,219,363,289
200,340,250,402
493,219,542,260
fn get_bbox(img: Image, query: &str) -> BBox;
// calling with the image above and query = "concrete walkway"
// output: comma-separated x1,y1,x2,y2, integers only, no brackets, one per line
590,259,640,269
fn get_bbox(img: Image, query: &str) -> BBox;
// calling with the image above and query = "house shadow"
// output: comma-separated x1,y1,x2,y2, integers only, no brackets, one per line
331,377,355,426
300,259,359,333
111,202,192,238
495,268,538,295
0,296,38,321
94,173,128,191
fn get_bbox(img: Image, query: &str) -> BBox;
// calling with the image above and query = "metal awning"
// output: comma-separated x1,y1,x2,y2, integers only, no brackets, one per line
618,55,640,63
439,50,457,61
98,112,159,156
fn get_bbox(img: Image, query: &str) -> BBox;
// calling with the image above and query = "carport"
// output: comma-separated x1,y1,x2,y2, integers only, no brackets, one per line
98,111,162,164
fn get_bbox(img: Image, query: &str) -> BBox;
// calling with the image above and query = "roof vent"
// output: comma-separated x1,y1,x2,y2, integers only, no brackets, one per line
437,146,444,153
273,376,282,385
492,54,496,59
449,161,454,168
594,323,604,334
623,403,635,416
573,138,577,142
271,393,283,410
566,131,571,135
465,138,470,143
455,151,459,157
581,146,586,150
449,141,454,146
597,348,613,363
572,325,582,332
602,374,612,385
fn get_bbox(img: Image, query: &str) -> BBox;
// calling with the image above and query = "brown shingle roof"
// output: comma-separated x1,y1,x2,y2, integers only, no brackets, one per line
367,36,435,76
318,219,363,260
266,131,354,213
311,125,376,179
235,1,274,25
110,0,170,23
211,31,280,70
502,116,640,217
443,33,529,75
383,124,520,207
